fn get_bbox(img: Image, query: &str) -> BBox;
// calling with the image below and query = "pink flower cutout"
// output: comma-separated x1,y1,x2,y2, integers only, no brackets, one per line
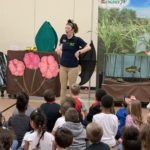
8,59,25,76
23,52,40,69
39,55,59,79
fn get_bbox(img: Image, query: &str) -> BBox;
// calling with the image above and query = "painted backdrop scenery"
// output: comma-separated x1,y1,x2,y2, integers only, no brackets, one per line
98,0,150,78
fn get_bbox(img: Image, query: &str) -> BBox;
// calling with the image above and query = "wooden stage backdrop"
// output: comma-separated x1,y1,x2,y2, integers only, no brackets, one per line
102,78,150,102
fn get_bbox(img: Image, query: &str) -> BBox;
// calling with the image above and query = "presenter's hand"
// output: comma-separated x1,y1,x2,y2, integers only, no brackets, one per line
75,50,81,60
55,49,62,57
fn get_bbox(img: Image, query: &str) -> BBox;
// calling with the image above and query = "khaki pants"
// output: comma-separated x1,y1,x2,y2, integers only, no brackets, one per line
59,65,79,102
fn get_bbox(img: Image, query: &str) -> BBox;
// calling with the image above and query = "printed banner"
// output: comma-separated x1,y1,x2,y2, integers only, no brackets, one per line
98,0,150,78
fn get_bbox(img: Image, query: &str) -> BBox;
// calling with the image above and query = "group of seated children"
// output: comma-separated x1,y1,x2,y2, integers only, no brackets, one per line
0,84,150,150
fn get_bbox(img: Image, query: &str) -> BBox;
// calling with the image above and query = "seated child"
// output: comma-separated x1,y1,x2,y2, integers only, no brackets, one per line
12,91,34,117
85,89,107,125
7,92,30,148
52,101,75,134
125,100,143,130
64,96,84,121
40,89,61,132
116,95,136,139
0,113,18,150
23,109,55,150
122,126,141,150
71,84,87,119
140,123,150,150
62,108,86,150
86,122,110,150
93,95,118,147
55,128,73,150
0,128,14,150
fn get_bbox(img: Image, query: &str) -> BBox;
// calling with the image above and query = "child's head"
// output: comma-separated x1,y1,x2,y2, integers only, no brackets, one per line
101,95,114,109
16,91,29,103
86,122,103,144
65,108,80,123
0,128,14,150
55,128,73,149
43,89,55,102
30,109,46,149
123,95,136,107
60,101,74,115
63,96,76,108
140,123,150,150
16,92,29,112
128,100,142,126
122,126,141,150
147,113,150,124
30,109,45,131
95,89,106,101
70,84,80,96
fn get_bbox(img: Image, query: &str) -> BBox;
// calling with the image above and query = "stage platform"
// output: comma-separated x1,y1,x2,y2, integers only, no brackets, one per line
102,78,150,102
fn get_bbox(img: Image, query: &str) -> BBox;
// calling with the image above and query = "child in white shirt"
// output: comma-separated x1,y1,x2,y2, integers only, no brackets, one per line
93,95,118,147
52,101,74,134
23,109,55,150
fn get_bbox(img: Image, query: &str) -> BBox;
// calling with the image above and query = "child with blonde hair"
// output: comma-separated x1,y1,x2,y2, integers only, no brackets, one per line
86,122,110,150
70,84,87,119
125,100,143,129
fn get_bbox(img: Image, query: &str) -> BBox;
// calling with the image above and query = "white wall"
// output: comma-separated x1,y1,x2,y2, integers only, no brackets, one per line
0,0,98,87
0,0,35,51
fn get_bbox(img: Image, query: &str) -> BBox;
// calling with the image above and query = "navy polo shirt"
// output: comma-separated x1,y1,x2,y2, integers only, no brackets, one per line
60,34,87,67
